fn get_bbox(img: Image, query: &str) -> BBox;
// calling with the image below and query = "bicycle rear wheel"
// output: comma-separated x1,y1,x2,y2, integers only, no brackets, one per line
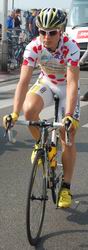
26,149,47,246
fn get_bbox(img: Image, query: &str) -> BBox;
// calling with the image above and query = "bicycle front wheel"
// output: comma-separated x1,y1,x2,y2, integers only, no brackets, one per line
26,150,47,246
50,168,57,204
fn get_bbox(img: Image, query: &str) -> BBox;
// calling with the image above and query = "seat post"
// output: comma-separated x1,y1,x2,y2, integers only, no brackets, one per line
51,95,59,145
54,94,59,122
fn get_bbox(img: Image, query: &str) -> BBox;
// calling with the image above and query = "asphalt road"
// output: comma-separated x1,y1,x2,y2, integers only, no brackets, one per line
0,69,88,250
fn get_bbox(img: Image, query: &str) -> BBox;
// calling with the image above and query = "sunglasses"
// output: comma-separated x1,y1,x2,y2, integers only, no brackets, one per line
39,29,58,36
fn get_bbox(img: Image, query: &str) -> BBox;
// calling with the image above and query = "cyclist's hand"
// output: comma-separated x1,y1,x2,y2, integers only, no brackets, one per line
62,115,79,131
3,112,19,129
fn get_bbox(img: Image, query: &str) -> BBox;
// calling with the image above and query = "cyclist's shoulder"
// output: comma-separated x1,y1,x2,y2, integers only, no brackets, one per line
26,36,42,50
62,32,80,51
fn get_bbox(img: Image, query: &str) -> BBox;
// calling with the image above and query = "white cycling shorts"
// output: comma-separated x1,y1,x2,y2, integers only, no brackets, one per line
28,76,80,121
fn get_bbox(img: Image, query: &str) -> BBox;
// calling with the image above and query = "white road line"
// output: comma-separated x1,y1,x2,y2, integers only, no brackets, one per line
0,94,88,110
0,83,17,92
0,99,14,109
82,123,88,127
80,101,88,107
80,77,88,80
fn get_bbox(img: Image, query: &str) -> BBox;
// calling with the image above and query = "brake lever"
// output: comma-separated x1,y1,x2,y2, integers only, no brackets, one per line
4,117,16,143
65,120,72,146
8,129,16,143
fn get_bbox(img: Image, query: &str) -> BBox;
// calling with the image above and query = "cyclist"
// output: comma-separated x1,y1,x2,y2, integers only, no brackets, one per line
3,8,80,208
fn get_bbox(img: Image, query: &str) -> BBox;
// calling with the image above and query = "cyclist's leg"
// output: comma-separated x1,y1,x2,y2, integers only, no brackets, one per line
56,84,80,207
58,126,76,207
23,78,53,140
23,92,43,140
61,129,77,184
59,85,80,185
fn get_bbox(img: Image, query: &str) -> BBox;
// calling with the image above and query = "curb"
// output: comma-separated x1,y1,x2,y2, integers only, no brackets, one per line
0,68,40,83
0,75,19,83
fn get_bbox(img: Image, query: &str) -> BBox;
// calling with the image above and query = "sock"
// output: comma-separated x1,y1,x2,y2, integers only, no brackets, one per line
61,182,70,190
36,139,40,144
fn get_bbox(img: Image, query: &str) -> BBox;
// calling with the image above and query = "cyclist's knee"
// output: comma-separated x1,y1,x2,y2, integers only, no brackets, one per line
23,102,37,120
23,93,44,120
23,100,41,120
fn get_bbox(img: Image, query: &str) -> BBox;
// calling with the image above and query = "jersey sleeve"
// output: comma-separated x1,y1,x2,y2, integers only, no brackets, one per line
66,39,80,67
22,39,41,67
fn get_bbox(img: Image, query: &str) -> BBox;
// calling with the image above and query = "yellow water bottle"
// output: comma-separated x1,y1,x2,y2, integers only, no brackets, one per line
48,143,57,168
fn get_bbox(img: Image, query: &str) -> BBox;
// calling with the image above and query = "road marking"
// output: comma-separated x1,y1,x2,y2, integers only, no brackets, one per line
0,96,88,110
0,99,13,109
80,101,88,107
80,77,88,80
0,83,17,92
82,123,88,127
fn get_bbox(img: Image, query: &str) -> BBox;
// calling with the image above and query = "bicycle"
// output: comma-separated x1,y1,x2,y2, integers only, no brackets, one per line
4,95,70,246
7,28,28,70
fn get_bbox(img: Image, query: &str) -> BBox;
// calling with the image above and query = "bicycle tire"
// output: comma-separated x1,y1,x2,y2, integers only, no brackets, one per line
51,166,63,204
26,149,47,246
51,136,63,204
50,168,57,204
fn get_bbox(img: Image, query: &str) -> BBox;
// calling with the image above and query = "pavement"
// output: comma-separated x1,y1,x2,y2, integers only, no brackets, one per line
0,67,40,83
0,68,20,82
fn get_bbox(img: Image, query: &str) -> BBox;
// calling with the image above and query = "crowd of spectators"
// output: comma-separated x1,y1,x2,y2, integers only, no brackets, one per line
0,8,66,42
6,9,22,30
5,8,40,40
0,8,40,69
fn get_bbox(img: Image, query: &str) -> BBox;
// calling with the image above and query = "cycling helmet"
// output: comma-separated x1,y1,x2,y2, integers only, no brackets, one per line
36,8,67,30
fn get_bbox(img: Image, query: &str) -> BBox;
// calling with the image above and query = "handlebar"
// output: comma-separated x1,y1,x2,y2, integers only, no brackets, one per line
4,119,71,146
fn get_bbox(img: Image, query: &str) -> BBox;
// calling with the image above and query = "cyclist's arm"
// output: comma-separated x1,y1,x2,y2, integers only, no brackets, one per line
13,64,33,114
65,65,79,116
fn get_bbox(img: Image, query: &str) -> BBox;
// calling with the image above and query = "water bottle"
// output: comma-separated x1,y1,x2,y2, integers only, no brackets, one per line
48,142,57,168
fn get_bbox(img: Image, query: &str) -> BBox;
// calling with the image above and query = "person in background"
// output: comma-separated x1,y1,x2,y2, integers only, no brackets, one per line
28,9,39,39
6,10,15,41
79,50,88,101
24,10,31,31
6,10,15,29
14,8,22,35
